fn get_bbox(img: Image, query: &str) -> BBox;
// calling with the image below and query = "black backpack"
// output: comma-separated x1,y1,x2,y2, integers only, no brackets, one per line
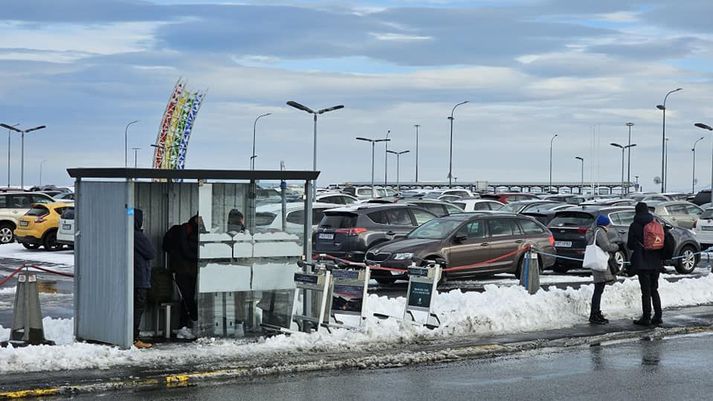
662,228,676,261
162,224,183,253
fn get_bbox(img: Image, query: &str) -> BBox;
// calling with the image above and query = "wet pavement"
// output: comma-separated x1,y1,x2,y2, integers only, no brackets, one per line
64,332,713,400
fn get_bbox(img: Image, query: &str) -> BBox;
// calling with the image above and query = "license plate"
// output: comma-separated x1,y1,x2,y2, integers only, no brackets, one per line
63,224,72,230
19,221,28,227
318,233,334,240
702,226,713,231
555,241,572,247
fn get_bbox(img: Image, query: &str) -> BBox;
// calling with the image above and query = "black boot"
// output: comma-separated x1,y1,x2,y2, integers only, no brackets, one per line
589,312,606,325
633,317,651,326
596,311,609,324
651,315,663,326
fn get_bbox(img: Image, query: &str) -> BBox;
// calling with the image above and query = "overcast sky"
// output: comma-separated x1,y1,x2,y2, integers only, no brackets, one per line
2,0,713,191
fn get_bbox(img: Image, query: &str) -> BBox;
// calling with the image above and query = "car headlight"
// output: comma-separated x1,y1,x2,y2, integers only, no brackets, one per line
392,252,414,260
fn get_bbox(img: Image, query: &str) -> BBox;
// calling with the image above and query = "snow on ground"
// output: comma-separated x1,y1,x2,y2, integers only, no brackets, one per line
0,243,74,269
1,274,712,374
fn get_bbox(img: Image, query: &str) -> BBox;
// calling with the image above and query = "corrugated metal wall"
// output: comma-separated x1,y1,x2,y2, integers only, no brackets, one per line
74,180,133,349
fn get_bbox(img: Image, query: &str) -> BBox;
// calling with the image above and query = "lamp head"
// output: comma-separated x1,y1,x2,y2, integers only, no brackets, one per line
695,123,713,131
656,105,665,111
626,122,634,127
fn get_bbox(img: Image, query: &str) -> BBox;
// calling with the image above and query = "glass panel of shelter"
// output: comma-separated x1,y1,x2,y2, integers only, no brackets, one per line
195,180,305,338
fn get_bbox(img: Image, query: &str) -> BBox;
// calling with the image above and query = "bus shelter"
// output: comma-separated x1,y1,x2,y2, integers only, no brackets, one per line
67,168,319,349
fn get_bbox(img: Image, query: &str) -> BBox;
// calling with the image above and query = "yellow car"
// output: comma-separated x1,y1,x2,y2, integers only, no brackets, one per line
14,202,74,251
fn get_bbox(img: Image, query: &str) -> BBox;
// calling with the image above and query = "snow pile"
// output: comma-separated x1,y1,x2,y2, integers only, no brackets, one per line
0,275,711,374
0,243,74,269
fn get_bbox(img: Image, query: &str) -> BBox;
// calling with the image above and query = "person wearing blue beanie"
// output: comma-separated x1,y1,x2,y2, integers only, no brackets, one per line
586,214,619,324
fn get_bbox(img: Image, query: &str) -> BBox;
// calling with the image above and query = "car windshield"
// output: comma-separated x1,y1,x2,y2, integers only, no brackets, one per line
407,218,463,239
525,203,563,213
27,206,49,216
549,213,594,227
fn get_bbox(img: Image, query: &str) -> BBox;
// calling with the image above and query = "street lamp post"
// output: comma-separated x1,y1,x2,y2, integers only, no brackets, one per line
694,123,713,203
132,147,141,168
384,130,391,186
0,124,46,189
625,122,634,193
3,123,18,188
356,137,390,194
39,160,46,186
575,156,584,194
611,143,637,195
124,120,139,168
414,124,420,182
548,133,558,193
448,101,469,188
664,137,669,188
692,136,705,193
387,149,410,191
656,88,683,192
251,113,272,170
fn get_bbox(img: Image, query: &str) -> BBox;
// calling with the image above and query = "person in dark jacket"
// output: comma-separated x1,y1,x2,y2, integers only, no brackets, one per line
133,208,156,349
586,215,619,325
627,202,664,326
164,214,201,337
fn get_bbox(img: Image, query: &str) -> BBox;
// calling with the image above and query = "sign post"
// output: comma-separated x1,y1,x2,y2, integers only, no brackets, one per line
324,267,370,330
403,264,441,329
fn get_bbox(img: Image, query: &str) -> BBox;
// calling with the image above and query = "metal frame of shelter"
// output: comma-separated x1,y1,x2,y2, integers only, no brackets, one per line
67,168,319,349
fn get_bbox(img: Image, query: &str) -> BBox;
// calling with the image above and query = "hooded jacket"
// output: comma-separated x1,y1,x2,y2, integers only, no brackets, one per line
165,215,199,275
134,209,157,289
626,210,664,271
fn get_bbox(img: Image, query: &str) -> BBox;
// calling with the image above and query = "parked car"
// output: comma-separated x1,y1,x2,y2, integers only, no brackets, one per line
497,200,564,214
692,207,713,248
314,204,438,263
364,212,556,284
0,192,56,244
14,201,74,250
56,206,75,247
424,189,476,200
53,192,75,201
691,190,712,206
628,192,671,203
341,186,397,200
647,201,703,229
541,194,586,204
480,192,540,204
580,198,636,207
397,199,464,217
548,206,700,274
256,202,342,238
451,199,505,212
315,192,358,205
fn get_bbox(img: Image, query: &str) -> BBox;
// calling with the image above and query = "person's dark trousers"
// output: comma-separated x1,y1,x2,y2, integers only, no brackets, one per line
175,272,198,328
591,282,605,314
637,270,662,319
133,288,148,340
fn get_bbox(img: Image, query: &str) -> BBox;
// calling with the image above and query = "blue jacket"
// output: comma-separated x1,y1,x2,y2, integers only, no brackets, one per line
134,209,156,289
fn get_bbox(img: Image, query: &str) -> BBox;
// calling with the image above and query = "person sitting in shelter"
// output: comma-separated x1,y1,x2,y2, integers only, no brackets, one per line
163,214,201,339
227,209,246,234
133,208,156,349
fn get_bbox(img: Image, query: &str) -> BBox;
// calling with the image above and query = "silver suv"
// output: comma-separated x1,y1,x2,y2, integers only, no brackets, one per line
0,192,55,244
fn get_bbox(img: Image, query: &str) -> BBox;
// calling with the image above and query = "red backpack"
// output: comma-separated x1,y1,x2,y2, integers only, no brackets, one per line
643,220,665,250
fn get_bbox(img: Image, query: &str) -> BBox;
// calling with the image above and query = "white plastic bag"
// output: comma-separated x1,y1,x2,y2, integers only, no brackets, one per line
582,229,609,272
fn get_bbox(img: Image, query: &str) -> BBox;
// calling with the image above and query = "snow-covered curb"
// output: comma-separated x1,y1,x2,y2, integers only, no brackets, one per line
1,274,712,374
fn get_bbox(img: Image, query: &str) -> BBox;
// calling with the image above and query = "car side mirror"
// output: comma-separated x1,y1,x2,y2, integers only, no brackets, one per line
393,234,407,240
454,234,468,243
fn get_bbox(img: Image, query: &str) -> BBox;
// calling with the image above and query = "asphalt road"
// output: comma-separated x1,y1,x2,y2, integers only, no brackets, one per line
66,332,713,401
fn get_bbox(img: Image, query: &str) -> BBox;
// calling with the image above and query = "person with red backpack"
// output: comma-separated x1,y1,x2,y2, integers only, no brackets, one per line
627,202,665,326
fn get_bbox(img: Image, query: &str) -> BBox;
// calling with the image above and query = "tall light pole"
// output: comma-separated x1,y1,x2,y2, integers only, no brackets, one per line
414,124,420,182
656,88,683,192
448,100,469,188
548,133,558,193
39,160,46,186
132,147,141,168
694,123,713,203
124,120,139,168
356,137,390,194
692,136,705,193
387,149,410,191
664,137,669,189
625,122,634,193
611,143,637,195
3,123,18,188
251,112,271,170
0,124,46,189
384,130,391,186
575,156,584,194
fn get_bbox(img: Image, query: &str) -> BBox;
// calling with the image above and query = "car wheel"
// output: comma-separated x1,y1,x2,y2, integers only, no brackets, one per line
613,250,627,274
675,245,698,274
43,231,63,251
0,223,14,244
21,242,40,250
